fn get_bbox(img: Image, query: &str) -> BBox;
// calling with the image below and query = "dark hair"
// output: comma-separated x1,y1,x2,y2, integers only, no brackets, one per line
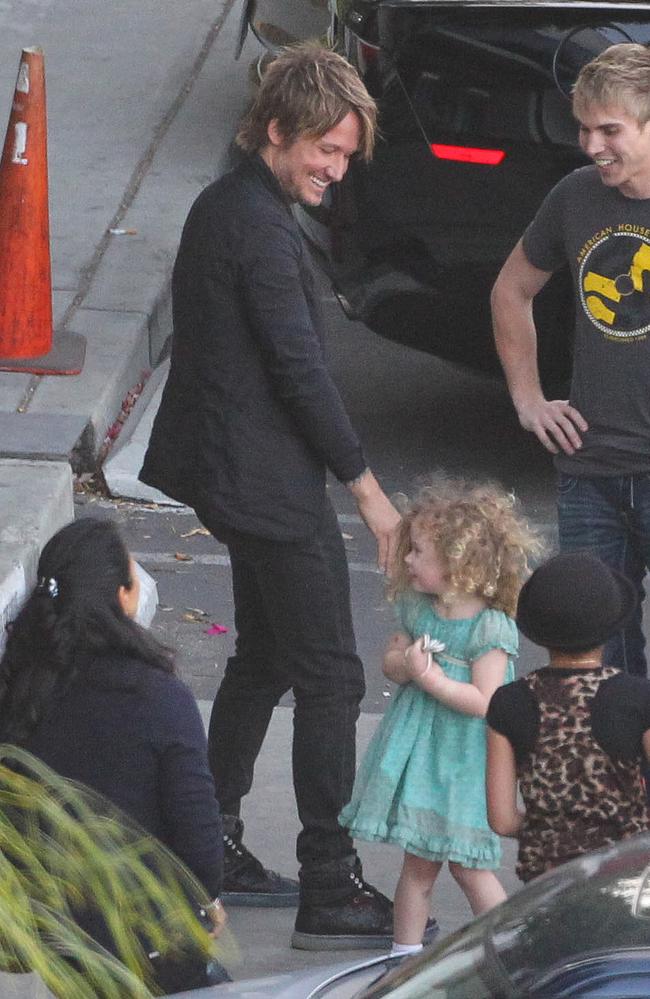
0,518,173,744
236,42,377,161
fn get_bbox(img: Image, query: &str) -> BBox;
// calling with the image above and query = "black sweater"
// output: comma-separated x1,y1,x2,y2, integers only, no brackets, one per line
22,654,222,898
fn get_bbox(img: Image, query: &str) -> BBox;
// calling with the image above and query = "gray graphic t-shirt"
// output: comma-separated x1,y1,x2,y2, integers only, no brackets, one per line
523,165,650,475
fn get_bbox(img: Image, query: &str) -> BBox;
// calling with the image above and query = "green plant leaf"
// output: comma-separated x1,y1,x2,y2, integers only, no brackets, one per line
0,745,237,998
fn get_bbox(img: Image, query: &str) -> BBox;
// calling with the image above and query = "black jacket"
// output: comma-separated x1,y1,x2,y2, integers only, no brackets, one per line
23,655,223,898
140,154,366,540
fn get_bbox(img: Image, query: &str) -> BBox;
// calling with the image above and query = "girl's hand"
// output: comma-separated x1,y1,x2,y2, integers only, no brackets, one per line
415,647,508,717
407,644,447,694
382,631,412,684
383,632,446,686
418,657,446,691
403,638,434,681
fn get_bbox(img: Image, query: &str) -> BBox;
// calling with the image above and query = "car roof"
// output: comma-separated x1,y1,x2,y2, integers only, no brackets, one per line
375,1,650,9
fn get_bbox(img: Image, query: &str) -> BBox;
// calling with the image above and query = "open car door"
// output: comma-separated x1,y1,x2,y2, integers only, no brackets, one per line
235,0,254,59
235,0,335,58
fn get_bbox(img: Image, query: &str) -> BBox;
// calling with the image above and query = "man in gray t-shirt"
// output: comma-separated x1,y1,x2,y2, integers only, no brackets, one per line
491,43,650,677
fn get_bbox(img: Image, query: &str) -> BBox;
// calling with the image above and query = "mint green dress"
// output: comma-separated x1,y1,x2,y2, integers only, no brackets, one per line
339,594,517,868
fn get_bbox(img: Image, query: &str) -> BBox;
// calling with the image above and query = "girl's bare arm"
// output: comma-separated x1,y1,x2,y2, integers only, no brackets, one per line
410,647,508,717
486,727,524,837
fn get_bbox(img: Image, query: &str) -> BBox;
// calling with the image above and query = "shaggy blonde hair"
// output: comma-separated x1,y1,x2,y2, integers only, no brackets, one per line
573,43,650,127
388,475,543,617
236,41,377,161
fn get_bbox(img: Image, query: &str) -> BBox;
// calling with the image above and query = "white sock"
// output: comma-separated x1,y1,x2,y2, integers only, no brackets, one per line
390,942,423,956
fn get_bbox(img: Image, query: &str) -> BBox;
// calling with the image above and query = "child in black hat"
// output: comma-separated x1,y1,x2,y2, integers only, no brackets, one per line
486,550,650,883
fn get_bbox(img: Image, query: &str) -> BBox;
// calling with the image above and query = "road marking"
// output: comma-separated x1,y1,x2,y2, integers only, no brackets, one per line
90,498,365,525
130,551,382,575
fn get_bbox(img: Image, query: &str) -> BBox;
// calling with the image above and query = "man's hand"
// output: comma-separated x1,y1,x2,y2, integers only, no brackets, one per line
346,469,401,574
491,239,587,455
516,396,588,455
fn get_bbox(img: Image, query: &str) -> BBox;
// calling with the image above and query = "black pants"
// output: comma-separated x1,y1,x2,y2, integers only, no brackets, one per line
199,499,366,872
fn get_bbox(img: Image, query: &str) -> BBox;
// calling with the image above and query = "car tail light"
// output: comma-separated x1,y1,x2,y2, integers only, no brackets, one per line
360,41,379,63
430,143,506,166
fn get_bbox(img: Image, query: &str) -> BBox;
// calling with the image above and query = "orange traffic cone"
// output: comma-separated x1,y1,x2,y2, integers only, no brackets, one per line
0,47,85,374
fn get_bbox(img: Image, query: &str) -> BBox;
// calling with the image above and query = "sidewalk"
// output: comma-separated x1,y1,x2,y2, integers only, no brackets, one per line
196,702,520,982
0,0,256,634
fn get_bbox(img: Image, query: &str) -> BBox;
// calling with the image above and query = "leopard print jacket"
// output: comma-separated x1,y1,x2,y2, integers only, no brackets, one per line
517,666,650,883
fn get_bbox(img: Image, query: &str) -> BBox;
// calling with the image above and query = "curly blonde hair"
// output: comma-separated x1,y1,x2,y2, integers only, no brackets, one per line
388,474,544,617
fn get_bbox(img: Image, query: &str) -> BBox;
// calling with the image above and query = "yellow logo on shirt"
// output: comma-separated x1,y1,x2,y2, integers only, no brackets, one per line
578,230,650,340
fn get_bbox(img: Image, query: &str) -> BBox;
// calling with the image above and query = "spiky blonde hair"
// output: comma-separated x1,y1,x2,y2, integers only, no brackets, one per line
388,474,544,616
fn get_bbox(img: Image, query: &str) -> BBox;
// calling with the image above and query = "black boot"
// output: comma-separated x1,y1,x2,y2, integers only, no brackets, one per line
292,860,438,951
222,815,300,907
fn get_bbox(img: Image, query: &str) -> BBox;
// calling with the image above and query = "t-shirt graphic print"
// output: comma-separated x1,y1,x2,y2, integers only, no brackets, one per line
578,227,650,340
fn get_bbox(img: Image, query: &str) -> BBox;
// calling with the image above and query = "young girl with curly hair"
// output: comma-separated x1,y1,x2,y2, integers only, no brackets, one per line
339,475,542,955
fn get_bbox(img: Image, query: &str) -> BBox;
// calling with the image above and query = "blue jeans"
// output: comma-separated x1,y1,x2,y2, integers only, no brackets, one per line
557,472,650,677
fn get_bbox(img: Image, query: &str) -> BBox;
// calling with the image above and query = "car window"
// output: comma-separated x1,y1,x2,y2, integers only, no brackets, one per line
380,8,650,150
249,0,332,50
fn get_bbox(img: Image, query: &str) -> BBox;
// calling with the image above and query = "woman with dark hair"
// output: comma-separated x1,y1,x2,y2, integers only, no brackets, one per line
0,516,227,993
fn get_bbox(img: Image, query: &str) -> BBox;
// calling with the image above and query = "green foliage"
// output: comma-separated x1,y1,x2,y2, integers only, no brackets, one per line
0,745,223,998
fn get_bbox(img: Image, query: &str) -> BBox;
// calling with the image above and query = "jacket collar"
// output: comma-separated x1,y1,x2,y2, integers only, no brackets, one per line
245,152,294,211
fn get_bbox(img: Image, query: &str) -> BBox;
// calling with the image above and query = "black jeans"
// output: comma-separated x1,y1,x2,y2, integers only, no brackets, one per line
199,499,366,873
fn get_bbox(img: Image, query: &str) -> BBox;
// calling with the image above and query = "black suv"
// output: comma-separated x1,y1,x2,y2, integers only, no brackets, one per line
239,1,650,385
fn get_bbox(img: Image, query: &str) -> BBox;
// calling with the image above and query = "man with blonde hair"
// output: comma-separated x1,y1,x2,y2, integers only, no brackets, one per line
492,43,650,678
140,43,404,949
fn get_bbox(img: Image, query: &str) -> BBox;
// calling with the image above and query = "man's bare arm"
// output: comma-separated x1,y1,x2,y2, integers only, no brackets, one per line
491,239,587,455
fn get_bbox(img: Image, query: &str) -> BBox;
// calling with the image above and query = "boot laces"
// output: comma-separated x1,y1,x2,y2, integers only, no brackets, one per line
223,834,277,878
349,871,392,908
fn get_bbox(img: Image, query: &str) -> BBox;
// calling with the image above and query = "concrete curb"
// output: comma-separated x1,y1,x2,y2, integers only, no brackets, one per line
0,459,74,653
0,458,159,647
103,357,183,506
26,309,152,468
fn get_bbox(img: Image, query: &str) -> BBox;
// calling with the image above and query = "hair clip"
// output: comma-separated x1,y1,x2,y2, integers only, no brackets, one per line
36,576,59,599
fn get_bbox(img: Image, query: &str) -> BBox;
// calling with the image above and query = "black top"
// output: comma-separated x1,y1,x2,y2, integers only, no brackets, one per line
487,666,650,763
488,664,650,882
22,655,222,898
523,166,650,477
140,153,366,540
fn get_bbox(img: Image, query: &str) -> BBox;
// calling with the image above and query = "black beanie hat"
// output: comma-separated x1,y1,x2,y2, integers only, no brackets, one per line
516,550,638,652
